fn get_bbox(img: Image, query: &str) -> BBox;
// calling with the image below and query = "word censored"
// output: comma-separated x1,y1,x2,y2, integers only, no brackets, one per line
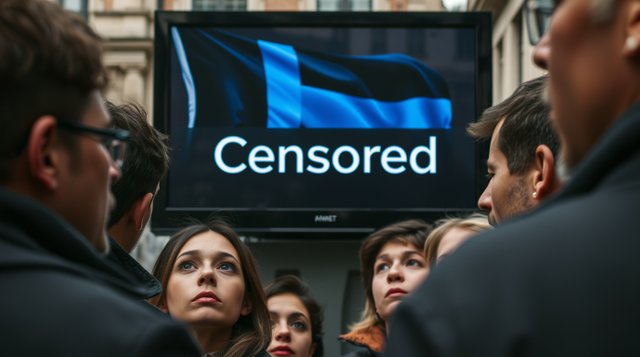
213,136,437,175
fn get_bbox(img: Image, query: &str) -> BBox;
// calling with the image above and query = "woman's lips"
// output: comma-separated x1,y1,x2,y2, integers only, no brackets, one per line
269,345,294,356
192,290,220,304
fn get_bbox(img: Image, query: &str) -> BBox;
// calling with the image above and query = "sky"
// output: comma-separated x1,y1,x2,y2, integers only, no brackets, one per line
442,0,467,10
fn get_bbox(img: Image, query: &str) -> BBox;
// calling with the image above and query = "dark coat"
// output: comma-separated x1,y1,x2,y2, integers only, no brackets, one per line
106,235,162,299
384,103,640,356
0,188,201,356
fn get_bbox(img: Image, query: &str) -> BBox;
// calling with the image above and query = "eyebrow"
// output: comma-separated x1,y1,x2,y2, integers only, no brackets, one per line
176,250,240,264
269,311,310,321
376,250,424,262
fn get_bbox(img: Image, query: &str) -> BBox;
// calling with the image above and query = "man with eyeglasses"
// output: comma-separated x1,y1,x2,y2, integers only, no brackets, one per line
0,1,200,356
384,0,640,355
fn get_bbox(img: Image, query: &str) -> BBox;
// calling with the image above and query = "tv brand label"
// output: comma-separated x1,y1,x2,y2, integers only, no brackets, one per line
315,215,337,223
213,135,437,175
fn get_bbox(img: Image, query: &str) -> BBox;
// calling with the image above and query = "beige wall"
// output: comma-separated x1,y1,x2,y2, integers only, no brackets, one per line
470,0,546,104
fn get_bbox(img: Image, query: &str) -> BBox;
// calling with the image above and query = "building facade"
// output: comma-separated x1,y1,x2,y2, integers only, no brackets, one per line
54,0,444,114
468,0,546,104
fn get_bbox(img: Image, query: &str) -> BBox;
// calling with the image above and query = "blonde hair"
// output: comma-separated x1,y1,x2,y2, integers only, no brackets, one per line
424,213,491,268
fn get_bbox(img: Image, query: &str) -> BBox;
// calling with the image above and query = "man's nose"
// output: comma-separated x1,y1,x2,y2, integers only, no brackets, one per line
477,184,492,212
532,31,550,70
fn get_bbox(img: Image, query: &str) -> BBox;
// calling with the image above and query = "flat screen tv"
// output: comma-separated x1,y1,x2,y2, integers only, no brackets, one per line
152,11,492,236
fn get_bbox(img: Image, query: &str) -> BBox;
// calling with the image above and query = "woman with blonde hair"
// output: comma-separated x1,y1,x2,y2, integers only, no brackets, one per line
424,213,492,267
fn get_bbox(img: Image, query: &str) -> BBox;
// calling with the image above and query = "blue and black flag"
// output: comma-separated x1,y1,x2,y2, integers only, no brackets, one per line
172,28,452,129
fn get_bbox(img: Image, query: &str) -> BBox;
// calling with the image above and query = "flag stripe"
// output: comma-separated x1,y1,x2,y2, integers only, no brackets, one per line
258,40,302,129
300,85,451,129
171,28,198,128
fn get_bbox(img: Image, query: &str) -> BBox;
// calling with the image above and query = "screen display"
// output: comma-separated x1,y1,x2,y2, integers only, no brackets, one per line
153,12,491,235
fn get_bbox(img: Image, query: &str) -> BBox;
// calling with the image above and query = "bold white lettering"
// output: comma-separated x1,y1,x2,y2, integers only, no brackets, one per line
410,136,437,174
307,146,330,174
278,145,304,174
333,146,360,174
381,146,407,174
363,146,381,174
214,136,246,174
248,145,274,174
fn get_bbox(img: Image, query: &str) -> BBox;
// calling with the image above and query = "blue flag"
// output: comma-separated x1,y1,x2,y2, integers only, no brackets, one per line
172,28,452,129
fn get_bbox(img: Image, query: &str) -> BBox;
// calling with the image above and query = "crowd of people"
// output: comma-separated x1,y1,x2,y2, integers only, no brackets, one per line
2,0,640,355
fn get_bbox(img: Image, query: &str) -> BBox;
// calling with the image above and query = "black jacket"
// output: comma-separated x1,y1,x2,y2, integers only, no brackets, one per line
106,235,162,299
0,188,201,356
384,103,640,356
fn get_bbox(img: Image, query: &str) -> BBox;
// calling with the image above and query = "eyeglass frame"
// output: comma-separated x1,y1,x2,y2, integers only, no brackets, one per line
57,119,130,170
524,0,554,46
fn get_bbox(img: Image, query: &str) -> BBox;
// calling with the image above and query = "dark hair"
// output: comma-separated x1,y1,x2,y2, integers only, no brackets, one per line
106,102,170,226
467,75,559,174
0,0,107,181
350,219,432,333
265,275,324,357
150,218,270,357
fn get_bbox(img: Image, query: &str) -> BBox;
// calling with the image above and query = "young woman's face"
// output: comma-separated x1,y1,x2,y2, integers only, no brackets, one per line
164,231,250,329
371,241,428,322
267,293,315,357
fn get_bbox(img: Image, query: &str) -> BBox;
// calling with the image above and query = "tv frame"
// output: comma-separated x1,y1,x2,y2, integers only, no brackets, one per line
152,11,492,237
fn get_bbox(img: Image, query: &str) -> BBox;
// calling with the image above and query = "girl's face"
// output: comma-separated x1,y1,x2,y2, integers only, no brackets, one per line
164,231,250,329
267,293,315,357
371,241,428,322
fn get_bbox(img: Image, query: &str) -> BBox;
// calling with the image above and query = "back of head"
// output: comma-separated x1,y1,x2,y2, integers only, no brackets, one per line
107,101,170,226
265,275,324,357
467,76,559,175
0,0,107,182
424,213,492,267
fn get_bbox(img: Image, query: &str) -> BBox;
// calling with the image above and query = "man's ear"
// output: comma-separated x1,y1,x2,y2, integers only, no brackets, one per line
132,192,155,232
27,116,62,191
623,1,640,58
240,298,253,316
531,144,559,201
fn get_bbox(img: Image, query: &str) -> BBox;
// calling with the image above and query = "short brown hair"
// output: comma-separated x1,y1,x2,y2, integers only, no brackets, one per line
349,219,432,333
0,0,107,181
107,102,170,226
467,76,558,174
150,218,270,357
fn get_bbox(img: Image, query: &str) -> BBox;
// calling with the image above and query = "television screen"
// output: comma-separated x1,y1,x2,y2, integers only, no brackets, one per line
153,11,491,236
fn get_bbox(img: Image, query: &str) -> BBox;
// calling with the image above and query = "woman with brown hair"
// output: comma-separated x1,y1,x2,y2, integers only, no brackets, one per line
339,219,432,357
150,218,270,357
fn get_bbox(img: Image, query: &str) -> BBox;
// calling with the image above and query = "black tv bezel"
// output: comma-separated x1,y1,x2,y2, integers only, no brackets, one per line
152,11,492,237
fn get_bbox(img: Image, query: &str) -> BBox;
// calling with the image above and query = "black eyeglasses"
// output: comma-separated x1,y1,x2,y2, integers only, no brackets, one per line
524,0,554,46
57,120,130,169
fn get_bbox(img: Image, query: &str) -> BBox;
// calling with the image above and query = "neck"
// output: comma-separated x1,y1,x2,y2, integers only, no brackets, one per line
192,324,233,355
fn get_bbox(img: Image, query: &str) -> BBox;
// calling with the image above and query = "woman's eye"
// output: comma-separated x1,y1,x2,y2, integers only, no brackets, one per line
291,321,307,331
179,261,195,271
218,262,235,272
407,259,423,267
375,263,389,273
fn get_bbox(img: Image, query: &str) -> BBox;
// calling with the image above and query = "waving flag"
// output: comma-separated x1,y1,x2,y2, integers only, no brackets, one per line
172,28,452,129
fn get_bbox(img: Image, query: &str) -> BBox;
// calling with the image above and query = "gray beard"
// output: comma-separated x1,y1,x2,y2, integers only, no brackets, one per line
555,151,573,184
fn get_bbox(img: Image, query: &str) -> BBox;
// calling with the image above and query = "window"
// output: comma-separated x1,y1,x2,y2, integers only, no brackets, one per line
317,0,371,11
58,0,88,19
193,0,247,10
